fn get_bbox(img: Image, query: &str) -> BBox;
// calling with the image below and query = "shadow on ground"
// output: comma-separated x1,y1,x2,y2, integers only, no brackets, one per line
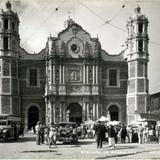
21,149,58,153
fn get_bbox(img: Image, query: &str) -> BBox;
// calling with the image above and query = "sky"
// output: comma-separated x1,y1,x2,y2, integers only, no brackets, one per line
0,0,160,94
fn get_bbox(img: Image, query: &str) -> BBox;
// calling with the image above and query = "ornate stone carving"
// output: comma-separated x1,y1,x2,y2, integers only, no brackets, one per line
68,66,81,82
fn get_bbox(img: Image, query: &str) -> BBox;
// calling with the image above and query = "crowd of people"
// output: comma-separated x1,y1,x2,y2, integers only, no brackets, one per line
34,122,80,148
32,120,160,149
35,122,58,148
93,121,160,149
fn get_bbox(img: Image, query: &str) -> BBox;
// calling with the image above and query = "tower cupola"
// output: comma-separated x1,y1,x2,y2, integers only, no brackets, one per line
0,1,20,57
126,6,149,124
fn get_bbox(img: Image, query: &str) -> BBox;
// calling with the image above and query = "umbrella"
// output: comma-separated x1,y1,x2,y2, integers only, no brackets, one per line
112,120,121,125
107,121,121,126
97,116,108,122
138,118,147,122
85,120,94,125
157,121,160,125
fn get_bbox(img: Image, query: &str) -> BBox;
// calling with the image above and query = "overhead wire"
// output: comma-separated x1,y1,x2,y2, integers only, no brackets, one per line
9,0,160,52
21,0,67,47
77,0,126,32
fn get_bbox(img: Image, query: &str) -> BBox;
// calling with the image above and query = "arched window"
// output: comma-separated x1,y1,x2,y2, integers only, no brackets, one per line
138,40,143,52
138,23,143,33
4,19,8,29
3,37,8,50
67,103,82,124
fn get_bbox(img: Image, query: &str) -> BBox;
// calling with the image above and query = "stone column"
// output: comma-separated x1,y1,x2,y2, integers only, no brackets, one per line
59,103,62,122
93,102,95,121
62,102,66,121
50,101,53,124
96,102,99,119
92,65,95,84
53,65,55,83
45,97,48,125
50,62,52,84
86,102,89,120
86,65,89,84
62,65,65,84
82,101,86,122
53,102,56,124
59,65,62,84
96,65,98,84
83,65,86,84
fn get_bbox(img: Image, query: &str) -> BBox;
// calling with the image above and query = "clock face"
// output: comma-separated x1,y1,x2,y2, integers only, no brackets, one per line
71,44,79,53
68,38,83,58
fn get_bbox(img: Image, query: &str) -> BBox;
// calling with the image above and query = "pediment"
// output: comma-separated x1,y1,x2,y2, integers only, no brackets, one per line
47,19,101,58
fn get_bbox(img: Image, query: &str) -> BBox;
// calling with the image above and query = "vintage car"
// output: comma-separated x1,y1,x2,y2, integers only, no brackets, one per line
56,122,78,143
0,114,21,142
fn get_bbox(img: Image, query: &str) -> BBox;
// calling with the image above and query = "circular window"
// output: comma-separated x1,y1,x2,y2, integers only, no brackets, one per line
71,44,78,52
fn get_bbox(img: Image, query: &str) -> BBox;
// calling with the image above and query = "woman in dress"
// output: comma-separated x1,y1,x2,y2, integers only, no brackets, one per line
108,125,116,149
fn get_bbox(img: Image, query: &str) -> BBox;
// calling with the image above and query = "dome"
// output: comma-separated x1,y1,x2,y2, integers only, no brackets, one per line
128,6,148,23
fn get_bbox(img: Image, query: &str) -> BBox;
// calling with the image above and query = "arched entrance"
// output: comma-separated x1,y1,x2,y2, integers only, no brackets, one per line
28,106,39,130
67,103,82,124
108,105,119,121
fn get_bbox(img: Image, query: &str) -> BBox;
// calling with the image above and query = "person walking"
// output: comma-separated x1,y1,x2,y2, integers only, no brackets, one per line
127,125,133,143
108,125,116,149
138,124,144,144
44,126,49,145
13,123,18,141
41,124,45,144
72,126,78,143
114,125,119,144
35,121,41,145
143,125,149,143
94,121,106,148
120,125,127,143
49,124,57,148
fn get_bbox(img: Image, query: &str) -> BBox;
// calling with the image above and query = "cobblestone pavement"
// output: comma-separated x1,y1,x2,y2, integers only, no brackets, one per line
0,133,160,159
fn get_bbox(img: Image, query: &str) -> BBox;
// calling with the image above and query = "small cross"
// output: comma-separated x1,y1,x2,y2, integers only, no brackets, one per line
68,11,71,19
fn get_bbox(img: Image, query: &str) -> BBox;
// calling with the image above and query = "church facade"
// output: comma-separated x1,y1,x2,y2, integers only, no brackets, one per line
0,2,149,130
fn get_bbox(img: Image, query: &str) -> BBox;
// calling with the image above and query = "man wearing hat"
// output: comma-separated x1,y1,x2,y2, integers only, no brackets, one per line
94,121,106,148
35,121,42,145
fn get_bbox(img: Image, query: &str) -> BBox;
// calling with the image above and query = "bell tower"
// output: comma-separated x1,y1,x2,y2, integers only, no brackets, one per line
0,1,20,116
126,6,149,123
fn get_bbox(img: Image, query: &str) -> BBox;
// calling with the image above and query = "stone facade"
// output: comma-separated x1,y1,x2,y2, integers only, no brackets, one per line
0,2,149,130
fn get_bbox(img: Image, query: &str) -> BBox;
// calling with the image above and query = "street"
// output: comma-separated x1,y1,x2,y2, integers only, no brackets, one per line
0,134,160,159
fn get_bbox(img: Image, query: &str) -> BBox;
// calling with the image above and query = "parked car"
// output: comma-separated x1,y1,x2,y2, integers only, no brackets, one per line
56,122,78,143
0,114,21,142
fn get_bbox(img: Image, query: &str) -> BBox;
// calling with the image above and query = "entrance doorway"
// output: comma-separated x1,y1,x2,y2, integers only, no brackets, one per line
108,105,119,121
28,106,39,130
67,103,82,124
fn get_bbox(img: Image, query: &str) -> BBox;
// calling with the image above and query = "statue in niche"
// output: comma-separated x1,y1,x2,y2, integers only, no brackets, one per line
70,70,80,81
72,25,78,35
